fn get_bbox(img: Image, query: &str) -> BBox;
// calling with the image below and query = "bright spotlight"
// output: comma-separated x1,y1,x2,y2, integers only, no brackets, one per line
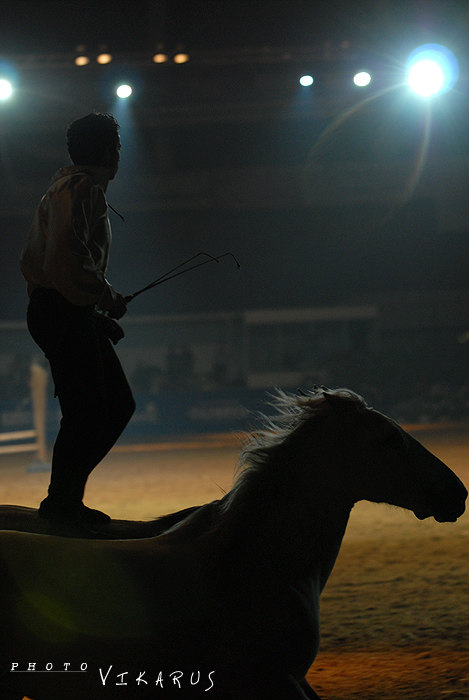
116,84,132,99
0,79,13,100
406,44,459,97
353,71,371,87
299,75,314,87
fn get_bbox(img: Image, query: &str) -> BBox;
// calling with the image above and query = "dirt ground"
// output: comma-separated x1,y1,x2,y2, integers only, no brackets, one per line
1,426,468,699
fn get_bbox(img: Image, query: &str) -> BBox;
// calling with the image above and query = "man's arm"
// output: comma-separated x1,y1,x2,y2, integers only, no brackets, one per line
43,176,126,318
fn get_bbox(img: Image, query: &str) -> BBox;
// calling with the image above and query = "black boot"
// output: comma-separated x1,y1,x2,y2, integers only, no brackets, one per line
78,503,111,524
38,496,110,525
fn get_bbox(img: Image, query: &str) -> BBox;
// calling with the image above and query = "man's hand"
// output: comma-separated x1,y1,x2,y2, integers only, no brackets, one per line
107,292,128,320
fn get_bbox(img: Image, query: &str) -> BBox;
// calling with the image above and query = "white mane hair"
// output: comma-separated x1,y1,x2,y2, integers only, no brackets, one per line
236,386,367,478
219,388,368,513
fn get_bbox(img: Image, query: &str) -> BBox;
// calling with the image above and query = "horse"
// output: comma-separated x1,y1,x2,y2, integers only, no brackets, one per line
0,387,466,700
0,503,202,539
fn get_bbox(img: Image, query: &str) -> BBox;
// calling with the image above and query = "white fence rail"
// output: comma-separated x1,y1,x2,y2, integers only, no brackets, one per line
0,361,48,463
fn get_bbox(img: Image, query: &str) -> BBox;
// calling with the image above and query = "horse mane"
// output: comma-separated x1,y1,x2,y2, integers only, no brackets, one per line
223,388,367,509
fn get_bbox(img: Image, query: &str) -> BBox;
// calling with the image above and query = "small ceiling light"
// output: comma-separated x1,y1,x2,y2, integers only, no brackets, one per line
173,52,190,64
353,71,371,87
153,53,169,64
75,55,90,66
97,53,113,65
116,84,132,98
299,75,314,87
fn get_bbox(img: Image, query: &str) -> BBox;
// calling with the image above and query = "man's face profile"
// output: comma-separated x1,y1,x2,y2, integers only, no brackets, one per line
108,138,121,179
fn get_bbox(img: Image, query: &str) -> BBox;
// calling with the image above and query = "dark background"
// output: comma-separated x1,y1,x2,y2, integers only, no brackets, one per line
0,0,468,320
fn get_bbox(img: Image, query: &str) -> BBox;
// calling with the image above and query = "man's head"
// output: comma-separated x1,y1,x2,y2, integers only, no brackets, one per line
66,112,121,178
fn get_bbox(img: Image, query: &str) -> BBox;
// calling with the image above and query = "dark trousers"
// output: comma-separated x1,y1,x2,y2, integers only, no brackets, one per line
27,288,135,505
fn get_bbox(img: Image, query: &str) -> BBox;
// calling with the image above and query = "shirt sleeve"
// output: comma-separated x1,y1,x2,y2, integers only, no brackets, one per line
42,176,117,308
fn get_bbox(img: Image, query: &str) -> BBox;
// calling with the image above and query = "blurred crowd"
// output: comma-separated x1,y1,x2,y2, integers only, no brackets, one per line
2,346,469,426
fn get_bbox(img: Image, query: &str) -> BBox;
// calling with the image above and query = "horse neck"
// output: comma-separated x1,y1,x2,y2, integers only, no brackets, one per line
220,447,352,591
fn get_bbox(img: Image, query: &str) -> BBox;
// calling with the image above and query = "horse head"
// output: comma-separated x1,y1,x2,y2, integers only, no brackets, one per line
320,389,467,523
237,387,467,524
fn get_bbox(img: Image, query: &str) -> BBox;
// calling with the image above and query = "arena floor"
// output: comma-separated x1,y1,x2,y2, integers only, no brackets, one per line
1,426,468,700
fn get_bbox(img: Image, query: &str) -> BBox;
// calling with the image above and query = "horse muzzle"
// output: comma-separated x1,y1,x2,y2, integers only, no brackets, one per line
413,495,467,523
413,475,468,523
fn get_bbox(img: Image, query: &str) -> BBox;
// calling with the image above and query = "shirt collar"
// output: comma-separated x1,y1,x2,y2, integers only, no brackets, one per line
51,165,111,191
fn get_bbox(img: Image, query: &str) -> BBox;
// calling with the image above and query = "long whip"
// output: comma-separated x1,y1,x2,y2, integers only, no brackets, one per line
124,251,240,303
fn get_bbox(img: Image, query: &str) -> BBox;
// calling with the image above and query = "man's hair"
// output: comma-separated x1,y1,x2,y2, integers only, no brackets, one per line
66,112,120,166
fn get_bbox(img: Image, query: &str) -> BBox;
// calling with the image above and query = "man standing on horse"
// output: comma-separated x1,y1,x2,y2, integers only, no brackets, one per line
20,112,135,527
